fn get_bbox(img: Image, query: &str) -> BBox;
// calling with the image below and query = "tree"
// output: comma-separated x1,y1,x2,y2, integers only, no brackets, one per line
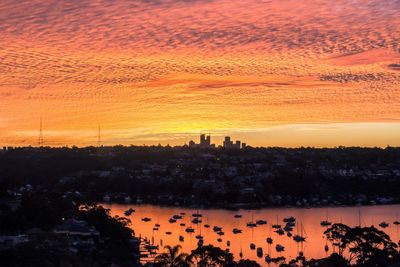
156,245,190,267
189,245,234,267
324,223,398,266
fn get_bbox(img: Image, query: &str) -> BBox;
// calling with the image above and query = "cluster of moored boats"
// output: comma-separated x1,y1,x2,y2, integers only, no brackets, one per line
125,208,400,264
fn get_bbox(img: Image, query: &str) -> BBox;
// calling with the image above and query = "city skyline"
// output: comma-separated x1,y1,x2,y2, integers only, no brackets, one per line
1,0,400,147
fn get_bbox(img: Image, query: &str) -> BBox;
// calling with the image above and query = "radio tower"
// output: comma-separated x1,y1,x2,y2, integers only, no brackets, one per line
38,116,44,147
97,124,101,147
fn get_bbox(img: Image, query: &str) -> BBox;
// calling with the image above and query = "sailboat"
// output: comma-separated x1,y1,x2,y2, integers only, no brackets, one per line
293,223,306,242
247,213,257,227
320,208,332,227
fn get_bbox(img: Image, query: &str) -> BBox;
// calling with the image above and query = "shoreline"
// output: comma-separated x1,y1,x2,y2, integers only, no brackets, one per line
99,199,400,211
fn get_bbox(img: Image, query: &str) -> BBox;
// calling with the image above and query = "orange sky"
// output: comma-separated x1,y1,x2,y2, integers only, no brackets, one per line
0,0,400,147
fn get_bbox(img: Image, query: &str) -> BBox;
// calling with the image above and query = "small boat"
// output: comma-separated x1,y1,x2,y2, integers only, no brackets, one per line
286,221,296,227
124,208,135,216
169,218,177,223
246,222,257,227
272,224,282,229
275,228,285,235
217,238,222,242
293,235,306,242
227,240,230,247
155,223,160,227
266,237,273,244
173,215,183,220
275,244,285,252
283,216,296,223
180,212,186,215
198,239,204,247
283,225,293,232
234,214,242,218
165,231,172,235
180,223,186,227
256,220,267,225
394,221,400,225
204,224,210,228
196,235,203,240
379,222,389,228
287,232,292,237
142,217,151,222
192,218,202,224
153,227,159,231
233,228,242,234
324,244,329,252
256,247,263,258
293,223,307,242
213,226,222,232
192,211,202,218
185,227,195,233
265,255,272,263
250,243,256,250
179,235,184,242
320,220,332,227
217,231,224,236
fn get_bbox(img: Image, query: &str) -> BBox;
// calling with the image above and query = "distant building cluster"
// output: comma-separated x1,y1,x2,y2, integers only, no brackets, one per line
188,134,247,149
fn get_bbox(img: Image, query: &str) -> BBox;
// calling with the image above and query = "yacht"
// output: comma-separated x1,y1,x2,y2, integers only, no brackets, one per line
246,222,257,227
142,217,151,222
192,218,202,224
185,227,195,233
124,208,135,216
275,244,285,252
250,243,256,250
256,247,263,258
266,237,273,244
275,228,284,235
213,226,222,232
256,220,267,225
320,220,332,227
232,228,242,234
283,216,296,223
379,222,389,228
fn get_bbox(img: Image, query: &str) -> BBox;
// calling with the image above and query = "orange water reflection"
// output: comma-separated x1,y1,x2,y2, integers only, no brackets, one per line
105,204,400,266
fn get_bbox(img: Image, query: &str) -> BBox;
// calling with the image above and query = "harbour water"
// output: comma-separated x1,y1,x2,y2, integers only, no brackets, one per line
104,204,400,266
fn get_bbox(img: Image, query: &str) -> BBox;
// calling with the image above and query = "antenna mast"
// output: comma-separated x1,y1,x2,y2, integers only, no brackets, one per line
97,124,101,147
38,116,43,146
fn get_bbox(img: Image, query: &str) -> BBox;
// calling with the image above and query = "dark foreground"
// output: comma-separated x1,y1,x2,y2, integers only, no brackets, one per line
1,192,400,267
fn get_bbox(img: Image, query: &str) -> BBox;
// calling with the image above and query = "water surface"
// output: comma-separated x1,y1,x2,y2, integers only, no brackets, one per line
105,204,400,265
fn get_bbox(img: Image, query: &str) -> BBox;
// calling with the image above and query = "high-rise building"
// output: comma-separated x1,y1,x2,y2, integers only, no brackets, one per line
200,134,211,148
235,140,241,149
223,136,233,148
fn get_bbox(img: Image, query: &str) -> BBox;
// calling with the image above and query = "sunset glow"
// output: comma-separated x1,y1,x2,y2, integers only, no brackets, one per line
1,0,400,147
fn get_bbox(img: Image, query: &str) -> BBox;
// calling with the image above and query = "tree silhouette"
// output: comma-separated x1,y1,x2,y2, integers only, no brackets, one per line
189,245,234,267
156,245,190,267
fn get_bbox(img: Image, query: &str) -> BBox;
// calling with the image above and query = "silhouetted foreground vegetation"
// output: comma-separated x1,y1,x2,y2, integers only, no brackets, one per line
1,146,400,208
0,192,139,266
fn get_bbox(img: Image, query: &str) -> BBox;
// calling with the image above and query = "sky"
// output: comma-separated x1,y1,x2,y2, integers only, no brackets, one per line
0,0,399,147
